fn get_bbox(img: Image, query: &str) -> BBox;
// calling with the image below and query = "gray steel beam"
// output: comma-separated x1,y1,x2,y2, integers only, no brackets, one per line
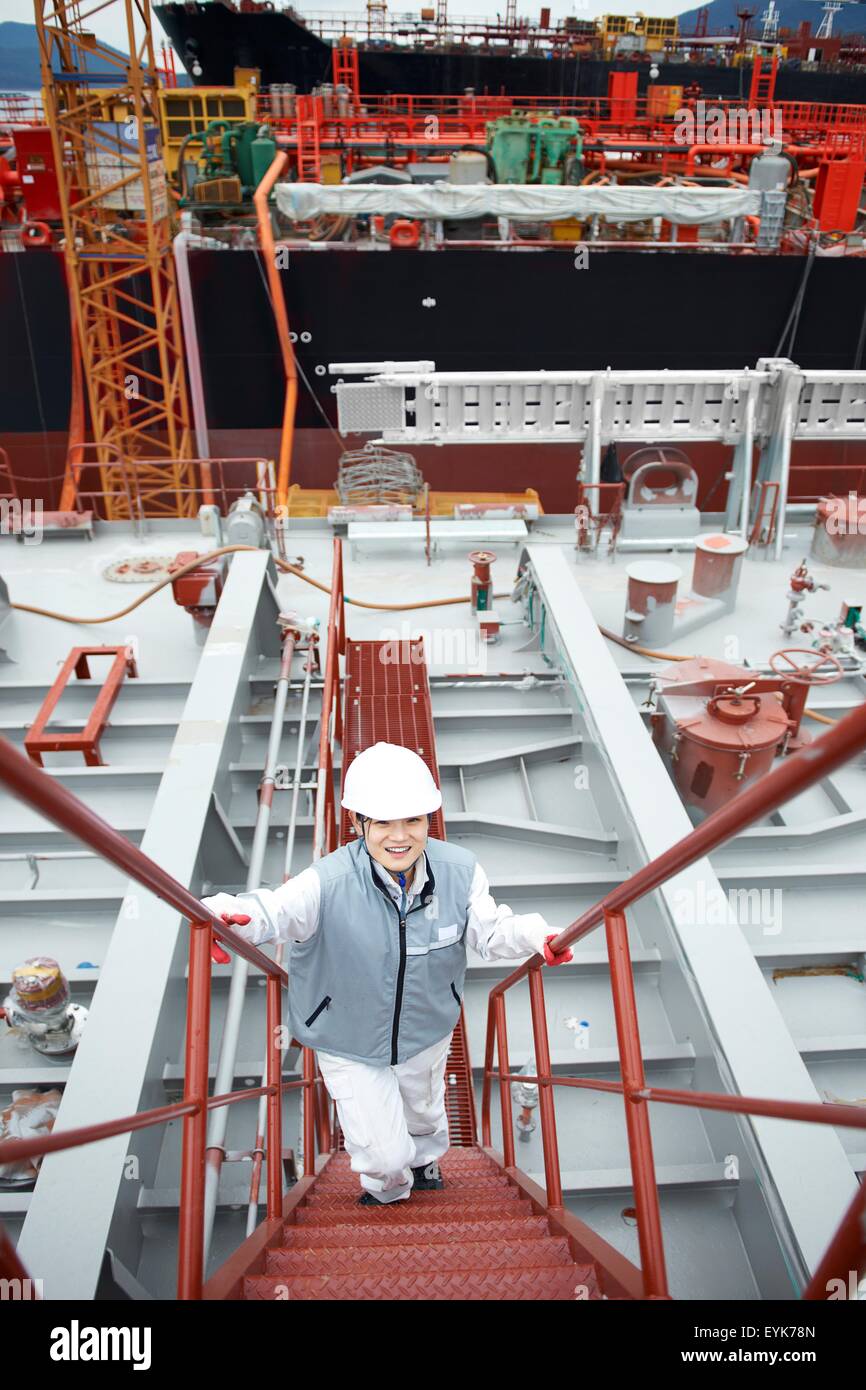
523,542,859,1289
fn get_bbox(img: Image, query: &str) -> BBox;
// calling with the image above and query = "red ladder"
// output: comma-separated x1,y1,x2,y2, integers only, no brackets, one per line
295,95,322,182
749,53,778,107
332,38,360,97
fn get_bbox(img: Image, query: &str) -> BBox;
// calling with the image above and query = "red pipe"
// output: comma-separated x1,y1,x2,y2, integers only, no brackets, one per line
253,151,297,507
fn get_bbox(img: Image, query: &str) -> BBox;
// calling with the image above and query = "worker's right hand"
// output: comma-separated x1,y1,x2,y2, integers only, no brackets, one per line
201,892,272,957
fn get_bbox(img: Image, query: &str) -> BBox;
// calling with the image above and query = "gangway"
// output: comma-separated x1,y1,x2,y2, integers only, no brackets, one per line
1,540,865,1299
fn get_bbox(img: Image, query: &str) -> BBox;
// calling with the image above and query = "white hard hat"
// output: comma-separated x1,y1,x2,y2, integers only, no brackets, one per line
341,741,442,820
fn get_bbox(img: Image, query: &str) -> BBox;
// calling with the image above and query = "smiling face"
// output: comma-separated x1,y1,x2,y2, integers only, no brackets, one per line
349,812,429,880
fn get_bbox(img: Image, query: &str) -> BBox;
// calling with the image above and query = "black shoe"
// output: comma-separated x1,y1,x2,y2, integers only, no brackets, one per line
411,1160,444,1190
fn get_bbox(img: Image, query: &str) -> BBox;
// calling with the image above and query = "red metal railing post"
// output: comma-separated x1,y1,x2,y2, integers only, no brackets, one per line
494,993,516,1169
312,1063,332,1153
605,908,669,1299
481,996,496,1147
802,1175,866,1299
177,921,213,1300
266,972,284,1219
303,1046,317,1171
527,961,563,1207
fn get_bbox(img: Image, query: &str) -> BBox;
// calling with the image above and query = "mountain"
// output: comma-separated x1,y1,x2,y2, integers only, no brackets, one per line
678,1,866,37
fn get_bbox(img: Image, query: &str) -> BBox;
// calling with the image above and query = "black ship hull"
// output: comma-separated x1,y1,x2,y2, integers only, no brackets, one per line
154,5,866,102
4,247,866,513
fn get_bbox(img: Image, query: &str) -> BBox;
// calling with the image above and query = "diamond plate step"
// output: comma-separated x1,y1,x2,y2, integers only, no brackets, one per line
305,1184,522,1208
294,1198,536,1227
265,1235,575,1275
279,1215,555,1247
322,1150,497,1170
244,1265,600,1300
313,1173,510,1193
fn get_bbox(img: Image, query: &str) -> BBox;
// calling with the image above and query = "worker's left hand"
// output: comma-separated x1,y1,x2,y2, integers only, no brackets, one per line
542,933,573,966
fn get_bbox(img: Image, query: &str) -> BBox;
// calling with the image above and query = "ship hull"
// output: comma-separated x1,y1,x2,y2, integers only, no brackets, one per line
3,246,866,512
154,5,866,102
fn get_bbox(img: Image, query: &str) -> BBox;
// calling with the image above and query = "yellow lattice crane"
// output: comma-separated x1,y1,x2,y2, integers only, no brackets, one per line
35,0,196,519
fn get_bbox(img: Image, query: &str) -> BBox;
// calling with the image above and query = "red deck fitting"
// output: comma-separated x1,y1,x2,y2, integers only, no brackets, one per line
24,645,138,767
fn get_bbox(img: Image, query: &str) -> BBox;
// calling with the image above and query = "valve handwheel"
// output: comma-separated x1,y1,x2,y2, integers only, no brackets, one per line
768,647,845,685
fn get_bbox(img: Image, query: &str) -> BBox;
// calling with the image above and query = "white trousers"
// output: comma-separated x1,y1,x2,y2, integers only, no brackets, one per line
316,1031,453,1202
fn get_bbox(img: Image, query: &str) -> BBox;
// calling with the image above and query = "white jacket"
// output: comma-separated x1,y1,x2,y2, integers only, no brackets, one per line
203,849,555,963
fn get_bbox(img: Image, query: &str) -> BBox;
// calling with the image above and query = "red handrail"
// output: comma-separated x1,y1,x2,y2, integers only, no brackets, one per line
482,699,866,1299
0,540,348,1297
3,552,863,1297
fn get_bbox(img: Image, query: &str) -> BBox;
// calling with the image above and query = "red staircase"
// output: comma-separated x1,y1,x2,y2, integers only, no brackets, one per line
230,633,606,1299
241,1148,602,1300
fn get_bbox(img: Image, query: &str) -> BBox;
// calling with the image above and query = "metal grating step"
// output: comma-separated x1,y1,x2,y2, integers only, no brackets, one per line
243,1264,599,1299
294,1196,535,1226
263,1235,575,1275
279,1214,556,1248
305,1183,522,1208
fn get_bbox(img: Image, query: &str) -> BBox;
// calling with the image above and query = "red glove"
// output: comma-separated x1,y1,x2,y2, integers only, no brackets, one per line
542,933,573,966
210,912,251,965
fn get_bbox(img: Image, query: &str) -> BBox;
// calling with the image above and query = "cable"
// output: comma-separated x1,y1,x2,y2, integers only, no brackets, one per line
773,238,816,358
250,247,348,453
8,544,515,622
8,547,849,730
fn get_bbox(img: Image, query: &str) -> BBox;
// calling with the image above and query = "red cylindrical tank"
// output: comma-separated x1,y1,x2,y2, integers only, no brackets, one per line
654,688,790,815
811,495,866,567
691,532,749,599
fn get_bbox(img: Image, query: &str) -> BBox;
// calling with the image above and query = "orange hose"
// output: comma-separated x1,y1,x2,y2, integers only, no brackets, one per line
8,545,513,622
253,152,298,509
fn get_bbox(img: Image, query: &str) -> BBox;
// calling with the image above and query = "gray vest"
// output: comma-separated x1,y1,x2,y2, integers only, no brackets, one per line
289,835,476,1065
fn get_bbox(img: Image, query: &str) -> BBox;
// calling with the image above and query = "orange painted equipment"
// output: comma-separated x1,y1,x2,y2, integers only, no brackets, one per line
24,646,138,768
389,218,421,248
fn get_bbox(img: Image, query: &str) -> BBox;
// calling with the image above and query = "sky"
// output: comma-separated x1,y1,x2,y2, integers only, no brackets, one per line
9,1,704,62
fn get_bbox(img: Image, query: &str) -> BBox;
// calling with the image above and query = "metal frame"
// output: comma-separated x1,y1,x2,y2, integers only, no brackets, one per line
24,645,138,768
35,0,195,518
331,358,866,559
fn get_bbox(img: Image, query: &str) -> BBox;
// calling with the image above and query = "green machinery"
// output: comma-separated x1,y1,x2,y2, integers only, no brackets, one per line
485,114,583,185
177,119,277,213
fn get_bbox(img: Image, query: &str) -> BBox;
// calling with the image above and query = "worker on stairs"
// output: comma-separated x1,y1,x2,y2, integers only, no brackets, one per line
202,741,573,1207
